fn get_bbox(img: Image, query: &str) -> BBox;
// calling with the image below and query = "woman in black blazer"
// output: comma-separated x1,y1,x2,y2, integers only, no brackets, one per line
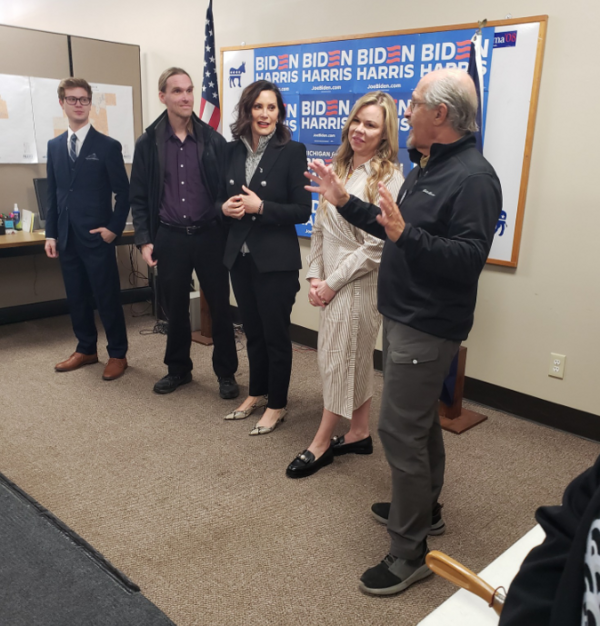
220,80,311,435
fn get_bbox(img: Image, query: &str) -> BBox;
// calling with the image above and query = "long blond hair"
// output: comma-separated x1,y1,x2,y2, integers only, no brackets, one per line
333,91,399,203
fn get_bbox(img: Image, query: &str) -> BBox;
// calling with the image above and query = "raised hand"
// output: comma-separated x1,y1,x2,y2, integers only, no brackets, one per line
304,160,350,208
375,181,405,242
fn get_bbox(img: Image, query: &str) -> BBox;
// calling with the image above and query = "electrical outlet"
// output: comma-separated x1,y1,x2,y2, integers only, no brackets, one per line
549,353,566,379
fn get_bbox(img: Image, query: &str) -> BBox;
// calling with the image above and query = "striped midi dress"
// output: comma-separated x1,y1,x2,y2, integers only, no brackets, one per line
306,161,403,419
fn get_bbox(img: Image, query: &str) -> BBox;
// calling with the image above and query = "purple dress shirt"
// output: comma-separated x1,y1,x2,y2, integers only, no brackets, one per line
159,123,215,226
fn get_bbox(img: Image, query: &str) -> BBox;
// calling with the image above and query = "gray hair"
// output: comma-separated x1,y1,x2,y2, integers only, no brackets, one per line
422,73,479,134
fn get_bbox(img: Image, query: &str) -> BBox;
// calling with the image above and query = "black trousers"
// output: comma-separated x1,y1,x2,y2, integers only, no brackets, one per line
154,223,238,379
59,228,128,358
230,253,299,409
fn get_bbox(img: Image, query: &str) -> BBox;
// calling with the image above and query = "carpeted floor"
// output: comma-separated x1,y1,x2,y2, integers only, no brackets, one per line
1,308,598,626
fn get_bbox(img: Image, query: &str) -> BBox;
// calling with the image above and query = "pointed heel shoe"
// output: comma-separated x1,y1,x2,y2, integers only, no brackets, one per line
224,395,268,420
249,408,287,436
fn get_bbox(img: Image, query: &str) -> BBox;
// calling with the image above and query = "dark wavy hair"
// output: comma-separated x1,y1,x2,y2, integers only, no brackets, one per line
230,80,291,143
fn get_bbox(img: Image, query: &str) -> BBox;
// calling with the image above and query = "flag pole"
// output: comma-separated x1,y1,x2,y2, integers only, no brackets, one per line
193,0,221,347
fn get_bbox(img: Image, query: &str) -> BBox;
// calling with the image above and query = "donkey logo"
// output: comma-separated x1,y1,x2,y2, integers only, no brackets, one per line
229,62,246,88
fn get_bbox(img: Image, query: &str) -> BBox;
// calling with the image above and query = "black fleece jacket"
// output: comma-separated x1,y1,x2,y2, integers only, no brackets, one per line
130,111,227,247
337,133,502,341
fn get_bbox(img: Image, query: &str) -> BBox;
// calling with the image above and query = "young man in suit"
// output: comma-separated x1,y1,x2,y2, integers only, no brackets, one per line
45,77,130,381
130,68,238,398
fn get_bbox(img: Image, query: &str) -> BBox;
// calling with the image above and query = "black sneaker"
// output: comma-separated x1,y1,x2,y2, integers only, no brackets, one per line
218,376,239,399
371,502,445,536
359,550,433,596
153,372,192,394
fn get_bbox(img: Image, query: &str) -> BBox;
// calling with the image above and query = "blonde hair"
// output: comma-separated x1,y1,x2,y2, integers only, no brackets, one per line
333,91,399,203
57,78,92,101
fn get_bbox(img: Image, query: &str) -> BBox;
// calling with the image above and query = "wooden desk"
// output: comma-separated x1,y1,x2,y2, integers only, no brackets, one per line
0,229,136,258
0,228,149,325
0,230,212,341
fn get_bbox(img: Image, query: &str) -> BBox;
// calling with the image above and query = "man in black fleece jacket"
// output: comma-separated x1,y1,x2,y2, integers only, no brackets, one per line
306,69,502,596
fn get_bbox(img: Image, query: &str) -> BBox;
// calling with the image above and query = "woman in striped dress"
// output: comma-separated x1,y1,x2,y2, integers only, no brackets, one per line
286,91,403,478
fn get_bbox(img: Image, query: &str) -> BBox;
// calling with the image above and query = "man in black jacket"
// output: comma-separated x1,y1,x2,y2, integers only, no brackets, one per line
130,67,238,398
306,69,502,596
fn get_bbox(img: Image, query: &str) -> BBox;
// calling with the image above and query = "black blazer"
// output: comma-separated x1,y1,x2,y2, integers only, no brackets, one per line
46,125,130,251
220,136,312,273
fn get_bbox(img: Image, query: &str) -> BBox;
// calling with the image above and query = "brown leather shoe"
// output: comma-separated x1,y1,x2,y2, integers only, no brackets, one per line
102,357,128,381
55,352,98,372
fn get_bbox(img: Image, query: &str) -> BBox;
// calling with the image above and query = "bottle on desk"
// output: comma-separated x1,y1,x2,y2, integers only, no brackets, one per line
13,203,22,231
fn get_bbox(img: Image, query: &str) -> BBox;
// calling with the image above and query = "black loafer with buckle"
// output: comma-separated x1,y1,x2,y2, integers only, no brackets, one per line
331,435,373,456
286,446,334,479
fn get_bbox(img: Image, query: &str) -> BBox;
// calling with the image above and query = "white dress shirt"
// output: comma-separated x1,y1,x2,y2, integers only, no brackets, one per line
67,122,91,158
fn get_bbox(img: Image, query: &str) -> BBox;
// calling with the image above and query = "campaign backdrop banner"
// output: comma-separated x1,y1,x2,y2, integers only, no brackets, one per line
221,17,548,266
222,26,495,239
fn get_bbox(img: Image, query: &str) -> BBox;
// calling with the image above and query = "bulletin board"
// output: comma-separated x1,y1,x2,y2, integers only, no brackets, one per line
221,16,548,267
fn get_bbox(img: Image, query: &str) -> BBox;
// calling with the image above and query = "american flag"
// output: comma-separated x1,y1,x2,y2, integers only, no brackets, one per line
199,0,221,130
440,28,486,407
467,29,484,152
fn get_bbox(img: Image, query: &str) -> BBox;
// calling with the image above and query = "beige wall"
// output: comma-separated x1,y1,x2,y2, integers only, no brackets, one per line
2,0,599,415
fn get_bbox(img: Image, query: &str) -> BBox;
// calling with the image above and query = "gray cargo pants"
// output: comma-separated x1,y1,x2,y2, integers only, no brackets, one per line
379,317,460,559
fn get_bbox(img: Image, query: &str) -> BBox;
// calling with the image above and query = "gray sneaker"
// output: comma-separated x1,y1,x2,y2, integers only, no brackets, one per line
359,550,433,596
371,502,446,536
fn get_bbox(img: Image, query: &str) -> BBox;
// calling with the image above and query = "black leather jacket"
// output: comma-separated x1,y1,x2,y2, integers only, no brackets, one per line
130,111,227,247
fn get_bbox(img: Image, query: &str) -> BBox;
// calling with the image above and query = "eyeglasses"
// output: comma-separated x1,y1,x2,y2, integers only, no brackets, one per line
64,96,92,106
407,100,426,112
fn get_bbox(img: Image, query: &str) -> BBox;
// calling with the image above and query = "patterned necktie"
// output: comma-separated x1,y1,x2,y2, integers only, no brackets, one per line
69,134,77,163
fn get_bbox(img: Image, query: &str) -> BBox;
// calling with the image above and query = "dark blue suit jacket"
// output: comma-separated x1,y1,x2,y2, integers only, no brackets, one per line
46,125,130,251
